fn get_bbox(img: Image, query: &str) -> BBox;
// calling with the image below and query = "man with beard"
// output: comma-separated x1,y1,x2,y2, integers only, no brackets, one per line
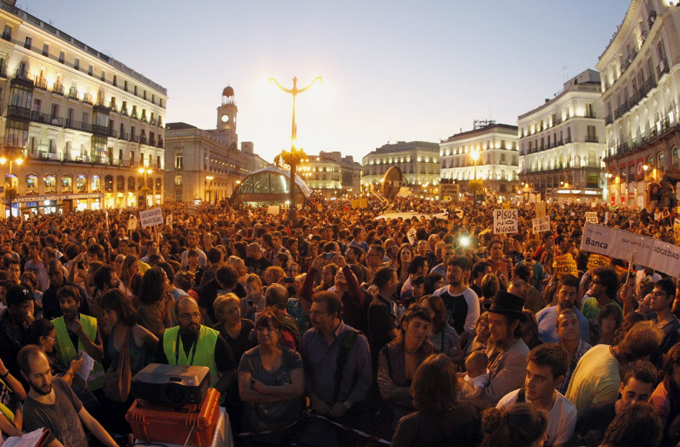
156,296,236,397
53,286,105,391
580,267,621,320
42,259,88,320
20,345,118,447
536,275,590,343
463,291,529,409
433,256,479,347
0,285,32,381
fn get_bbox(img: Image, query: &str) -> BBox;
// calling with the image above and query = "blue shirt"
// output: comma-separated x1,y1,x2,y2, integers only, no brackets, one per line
536,305,590,344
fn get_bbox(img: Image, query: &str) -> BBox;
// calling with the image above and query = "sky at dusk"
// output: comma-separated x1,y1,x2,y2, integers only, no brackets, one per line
22,0,630,163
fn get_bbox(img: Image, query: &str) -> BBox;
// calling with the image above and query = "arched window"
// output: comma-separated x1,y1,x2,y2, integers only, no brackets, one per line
25,174,38,193
91,175,101,192
104,175,114,192
62,174,73,193
76,174,87,193
128,176,135,191
155,178,162,192
117,175,125,191
44,174,56,193
4,173,17,189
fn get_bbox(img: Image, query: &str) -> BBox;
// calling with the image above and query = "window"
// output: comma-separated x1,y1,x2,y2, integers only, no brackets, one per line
2,25,12,41
134,86,137,96
88,64,93,76
44,174,56,193
74,58,79,70
41,44,49,57
61,174,72,192
175,175,182,186
113,75,117,86
100,70,105,81
175,152,184,170
25,174,37,193
58,51,65,64
76,175,87,192
23,36,31,49
124,80,128,92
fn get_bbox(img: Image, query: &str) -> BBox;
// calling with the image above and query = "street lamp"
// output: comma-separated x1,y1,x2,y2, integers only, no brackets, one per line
270,76,322,222
471,150,480,180
138,167,153,209
206,175,214,204
0,157,23,221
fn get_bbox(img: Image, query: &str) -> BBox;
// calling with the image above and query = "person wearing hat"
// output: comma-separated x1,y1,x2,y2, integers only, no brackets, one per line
463,290,529,410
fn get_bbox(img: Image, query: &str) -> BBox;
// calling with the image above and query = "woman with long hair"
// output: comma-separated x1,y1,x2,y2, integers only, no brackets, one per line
101,288,158,376
419,294,462,364
391,353,480,447
238,310,304,444
137,267,173,337
597,303,623,345
396,244,414,283
378,304,435,427
120,255,140,298
480,403,548,447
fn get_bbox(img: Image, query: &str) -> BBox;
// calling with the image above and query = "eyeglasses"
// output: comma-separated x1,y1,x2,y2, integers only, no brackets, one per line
44,336,56,342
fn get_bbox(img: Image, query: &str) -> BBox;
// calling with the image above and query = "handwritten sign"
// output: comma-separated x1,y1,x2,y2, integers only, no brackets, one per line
186,204,198,216
267,205,280,215
585,212,598,224
532,216,550,233
554,254,578,279
127,216,137,231
493,209,518,234
587,254,611,271
139,208,164,228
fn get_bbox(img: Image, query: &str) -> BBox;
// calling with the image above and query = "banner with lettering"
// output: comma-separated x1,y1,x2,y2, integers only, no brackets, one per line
493,209,518,234
554,254,578,279
586,254,611,271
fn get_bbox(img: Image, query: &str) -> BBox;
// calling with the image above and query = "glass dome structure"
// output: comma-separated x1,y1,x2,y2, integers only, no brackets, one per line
231,166,311,207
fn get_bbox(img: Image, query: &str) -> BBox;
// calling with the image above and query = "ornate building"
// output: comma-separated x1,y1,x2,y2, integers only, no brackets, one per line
165,87,268,203
599,0,680,208
518,69,606,203
361,141,440,194
440,121,519,199
0,2,167,216
300,151,361,197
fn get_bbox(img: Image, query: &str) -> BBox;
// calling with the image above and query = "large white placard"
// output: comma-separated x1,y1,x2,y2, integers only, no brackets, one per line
532,216,551,233
139,208,164,228
493,209,518,234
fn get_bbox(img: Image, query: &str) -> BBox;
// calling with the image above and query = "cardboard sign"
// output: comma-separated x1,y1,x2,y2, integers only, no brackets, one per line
407,228,417,245
587,254,611,271
585,212,598,224
139,208,164,228
351,198,368,209
535,202,546,219
493,209,518,234
554,254,578,279
267,205,280,215
186,204,198,216
128,216,138,231
532,216,550,233
166,214,173,226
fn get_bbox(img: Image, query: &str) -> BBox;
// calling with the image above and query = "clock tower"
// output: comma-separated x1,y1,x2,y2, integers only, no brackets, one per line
214,86,238,147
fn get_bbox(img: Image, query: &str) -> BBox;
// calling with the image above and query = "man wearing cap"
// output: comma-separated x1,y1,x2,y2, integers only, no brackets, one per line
464,291,529,409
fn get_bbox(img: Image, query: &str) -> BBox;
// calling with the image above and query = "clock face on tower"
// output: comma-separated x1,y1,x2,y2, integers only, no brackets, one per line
221,115,229,123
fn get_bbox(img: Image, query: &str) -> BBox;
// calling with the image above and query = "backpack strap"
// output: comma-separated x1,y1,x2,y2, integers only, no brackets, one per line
333,329,359,404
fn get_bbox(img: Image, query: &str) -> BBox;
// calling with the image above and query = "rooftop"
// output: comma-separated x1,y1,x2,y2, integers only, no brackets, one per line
443,123,518,143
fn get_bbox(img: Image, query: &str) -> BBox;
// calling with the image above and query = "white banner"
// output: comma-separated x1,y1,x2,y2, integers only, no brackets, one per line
532,216,551,233
139,208,164,228
267,205,280,215
580,223,680,277
493,209,518,234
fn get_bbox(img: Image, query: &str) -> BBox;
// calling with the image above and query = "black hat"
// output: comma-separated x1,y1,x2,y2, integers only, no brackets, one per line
487,291,527,321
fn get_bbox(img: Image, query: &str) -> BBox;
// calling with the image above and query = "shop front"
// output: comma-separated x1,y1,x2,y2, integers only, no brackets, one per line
9,192,104,218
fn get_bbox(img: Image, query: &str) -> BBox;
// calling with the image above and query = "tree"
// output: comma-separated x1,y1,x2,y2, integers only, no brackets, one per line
274,147,307,223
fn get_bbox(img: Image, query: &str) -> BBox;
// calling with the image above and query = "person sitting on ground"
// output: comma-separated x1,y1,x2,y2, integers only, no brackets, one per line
480,403,548,447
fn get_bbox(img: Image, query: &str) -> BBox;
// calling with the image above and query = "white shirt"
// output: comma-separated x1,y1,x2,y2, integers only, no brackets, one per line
497,389,577,447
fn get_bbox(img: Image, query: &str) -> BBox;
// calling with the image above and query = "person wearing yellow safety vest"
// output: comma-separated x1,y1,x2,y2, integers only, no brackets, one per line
0,354,26,437
155,296,236,398
53,285,105,391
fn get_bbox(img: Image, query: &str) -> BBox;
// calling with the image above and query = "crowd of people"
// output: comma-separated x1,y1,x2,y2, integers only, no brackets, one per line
0,195,676,447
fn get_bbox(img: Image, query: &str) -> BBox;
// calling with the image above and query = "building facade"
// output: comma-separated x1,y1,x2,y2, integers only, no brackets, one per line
0,2,167,216
361,141,439,194
440,121,519,199
300,151,361,196
518,69,606,203
599,0,680,208
165,87,268,204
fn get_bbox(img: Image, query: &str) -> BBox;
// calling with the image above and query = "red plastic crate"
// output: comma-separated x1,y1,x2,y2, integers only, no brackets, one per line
126,388,221,447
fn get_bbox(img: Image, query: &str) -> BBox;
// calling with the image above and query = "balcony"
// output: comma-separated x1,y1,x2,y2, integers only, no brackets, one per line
83,92,93,105
109,101,118,113
605,115,613,125
120,107,128,116
1,31,10,42
130,135,139,143
139,135,147,145
149,137,156,146
120,131,129,140
34,77,47,90
65,119,90,132
68,87,79,100
157,138,164,148
109,128,117,138
585,136,599,143
52,82,64,95
91,124,108,136
658,60,669,78
7,105,31,120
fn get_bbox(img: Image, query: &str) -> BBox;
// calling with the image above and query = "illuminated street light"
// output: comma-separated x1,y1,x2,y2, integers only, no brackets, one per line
138,167,153,209
206,175,214,204
270,76,322,222
0,157,23,221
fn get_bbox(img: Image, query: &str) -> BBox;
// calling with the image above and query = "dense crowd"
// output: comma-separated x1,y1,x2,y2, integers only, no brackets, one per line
0,195,678,447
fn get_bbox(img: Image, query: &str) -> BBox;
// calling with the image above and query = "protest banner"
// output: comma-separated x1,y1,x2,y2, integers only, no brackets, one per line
186,204,198,216
585,212,598,224
586,254,611,271
535,202,546,218
351,198,368,209
407,228,417,245
267,205,280,215
532,216,550,233
493,209,518,234
139,208,164,228
554,254,577,279
128,216,138,231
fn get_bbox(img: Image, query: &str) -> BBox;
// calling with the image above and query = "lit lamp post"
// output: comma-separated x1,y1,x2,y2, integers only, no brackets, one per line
138,167,153,209
270,76,322,222
206,175,214,204
470,150,480,202
0,157,23,220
